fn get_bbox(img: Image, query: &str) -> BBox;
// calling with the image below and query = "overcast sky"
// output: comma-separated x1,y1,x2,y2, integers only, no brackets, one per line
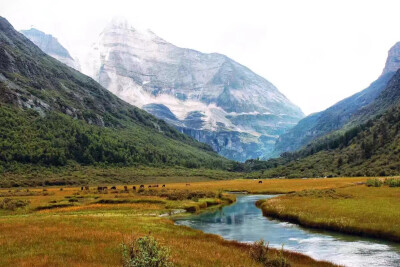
2,0,400,115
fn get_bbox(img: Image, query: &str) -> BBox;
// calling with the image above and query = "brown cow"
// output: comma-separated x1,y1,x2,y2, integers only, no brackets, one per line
140,185,144,189
258,181,263,184
124,185,128,191
85,186,89,190
111,186,117,190
132,186,136,191
186,183,190,186
162,184,166,188
148,185,152,188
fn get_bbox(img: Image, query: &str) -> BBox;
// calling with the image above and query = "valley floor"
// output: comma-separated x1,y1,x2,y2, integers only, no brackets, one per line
0,177,374,266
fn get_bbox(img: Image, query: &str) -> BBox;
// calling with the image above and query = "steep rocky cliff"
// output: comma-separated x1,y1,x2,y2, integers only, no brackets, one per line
80,18,304,161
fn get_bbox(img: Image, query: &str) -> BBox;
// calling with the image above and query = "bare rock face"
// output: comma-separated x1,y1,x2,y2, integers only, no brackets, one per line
79,18,304,161
21,28,80,71
81,18,304,161
382,42,400,76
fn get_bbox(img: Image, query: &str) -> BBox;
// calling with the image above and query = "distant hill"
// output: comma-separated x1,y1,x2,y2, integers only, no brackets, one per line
0,16,231,173
245,69,400,177
273,42,400,158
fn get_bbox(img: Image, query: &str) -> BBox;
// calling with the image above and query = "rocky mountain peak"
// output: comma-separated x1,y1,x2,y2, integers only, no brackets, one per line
382,41,400,76
21,28,80,71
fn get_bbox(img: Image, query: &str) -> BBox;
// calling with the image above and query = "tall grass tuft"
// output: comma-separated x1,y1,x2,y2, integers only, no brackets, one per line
366,178,382,187
249,240,290,267
121,235,174,267
384,178,400,187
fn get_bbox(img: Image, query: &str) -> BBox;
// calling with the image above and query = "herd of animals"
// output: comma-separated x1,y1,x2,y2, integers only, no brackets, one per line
78,181,264,192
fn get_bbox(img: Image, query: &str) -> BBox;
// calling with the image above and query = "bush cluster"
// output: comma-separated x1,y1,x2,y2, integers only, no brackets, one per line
121,235,174,267
249,239,290,267
0,198,30,210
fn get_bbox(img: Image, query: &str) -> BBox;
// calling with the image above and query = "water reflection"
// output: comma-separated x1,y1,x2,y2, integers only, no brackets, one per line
175,195,400,267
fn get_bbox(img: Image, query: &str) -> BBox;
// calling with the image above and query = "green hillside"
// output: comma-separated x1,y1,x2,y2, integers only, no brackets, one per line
245,69,400,177
0,17,231,176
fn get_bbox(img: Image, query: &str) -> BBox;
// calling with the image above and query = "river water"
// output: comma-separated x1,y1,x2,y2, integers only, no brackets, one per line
175,195,400,267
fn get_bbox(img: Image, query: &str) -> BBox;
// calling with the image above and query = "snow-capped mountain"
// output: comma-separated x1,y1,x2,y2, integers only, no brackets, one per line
21,28,80,71
80,18,304,161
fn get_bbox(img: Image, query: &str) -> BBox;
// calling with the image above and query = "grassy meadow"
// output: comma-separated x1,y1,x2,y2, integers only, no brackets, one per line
0,179,352,267
257,178,400,242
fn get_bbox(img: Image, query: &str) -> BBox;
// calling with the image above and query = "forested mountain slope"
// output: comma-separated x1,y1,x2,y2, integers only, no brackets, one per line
246,69,400,177
0,16,230,172
273,42,400,157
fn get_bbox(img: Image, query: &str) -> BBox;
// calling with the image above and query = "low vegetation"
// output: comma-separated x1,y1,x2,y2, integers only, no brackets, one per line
121,235,174,267
250,240,290,267
257,183,400,242
0,179,343,266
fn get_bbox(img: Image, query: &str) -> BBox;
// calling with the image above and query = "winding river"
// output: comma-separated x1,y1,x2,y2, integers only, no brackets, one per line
175,195,400,267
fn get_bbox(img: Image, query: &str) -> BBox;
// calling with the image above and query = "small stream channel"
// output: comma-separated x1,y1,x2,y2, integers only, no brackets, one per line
174,195,400,267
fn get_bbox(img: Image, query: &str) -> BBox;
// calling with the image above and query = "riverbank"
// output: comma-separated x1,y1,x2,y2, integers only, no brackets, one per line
0,184,338,266
256,184,400,242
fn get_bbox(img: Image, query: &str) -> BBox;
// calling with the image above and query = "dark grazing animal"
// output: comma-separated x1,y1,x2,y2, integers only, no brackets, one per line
81,186,84,190
162,184,166,188
124,185,128,191
258,181,263,184
186,183,190,186
132,186,136,191
85,186,89,190
140,185,144,189
111,186,117,190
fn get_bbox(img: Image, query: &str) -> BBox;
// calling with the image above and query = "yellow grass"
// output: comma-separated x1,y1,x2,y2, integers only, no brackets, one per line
0,178,364,267
258,183,400,241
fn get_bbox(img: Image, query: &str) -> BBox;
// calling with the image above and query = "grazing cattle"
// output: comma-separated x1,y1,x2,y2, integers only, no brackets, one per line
103,186,108,190
186,183,190,186
132,186,136,191
124,185,128,191
97,186,102,191
81,186,84,190
152,184,159,188
140,185,144,189
111,186,116,190
162,184,166,188
60,188,63,191
85,186,89,190
258,181,263,184
148,185,152,188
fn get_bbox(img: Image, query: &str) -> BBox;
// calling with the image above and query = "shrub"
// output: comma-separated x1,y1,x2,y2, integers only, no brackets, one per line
366,178,383,187
385,178,400,187
121,235,174,267
249,240,290,267
269,245,290,267
250,239,270,263
0,198,30,211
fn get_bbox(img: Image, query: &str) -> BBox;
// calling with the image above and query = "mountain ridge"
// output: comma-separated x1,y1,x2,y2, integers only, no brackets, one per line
272,41,400,157
79,18,304,161
0,16,230,172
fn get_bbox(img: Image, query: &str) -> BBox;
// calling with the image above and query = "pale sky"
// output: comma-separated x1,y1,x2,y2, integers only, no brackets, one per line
1,0,400,115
